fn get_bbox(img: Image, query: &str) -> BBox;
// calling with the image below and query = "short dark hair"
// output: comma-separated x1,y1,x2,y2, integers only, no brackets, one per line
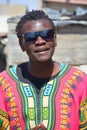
16,10,56,38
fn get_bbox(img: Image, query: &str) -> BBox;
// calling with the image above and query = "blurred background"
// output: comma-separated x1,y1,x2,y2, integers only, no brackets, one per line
0,0,38,11
0,0,87,73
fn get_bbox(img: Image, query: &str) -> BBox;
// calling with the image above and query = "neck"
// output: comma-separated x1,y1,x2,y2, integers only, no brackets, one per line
28,60,60,78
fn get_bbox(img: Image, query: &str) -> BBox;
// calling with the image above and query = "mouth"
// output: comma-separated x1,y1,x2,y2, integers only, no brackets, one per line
34,48,49,53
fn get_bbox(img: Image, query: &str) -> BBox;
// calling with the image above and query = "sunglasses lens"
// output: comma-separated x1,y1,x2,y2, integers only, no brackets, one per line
40,29,54,41
24,32,36,43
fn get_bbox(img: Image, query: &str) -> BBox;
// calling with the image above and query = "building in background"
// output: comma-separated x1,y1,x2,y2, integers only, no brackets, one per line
42,0,87,11
41,0,87,65
0,4,27,71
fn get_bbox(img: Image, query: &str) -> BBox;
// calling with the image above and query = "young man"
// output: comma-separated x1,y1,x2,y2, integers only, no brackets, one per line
0,10,87,130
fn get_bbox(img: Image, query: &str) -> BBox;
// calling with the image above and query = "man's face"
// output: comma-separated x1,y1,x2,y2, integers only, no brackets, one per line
20,19,57,62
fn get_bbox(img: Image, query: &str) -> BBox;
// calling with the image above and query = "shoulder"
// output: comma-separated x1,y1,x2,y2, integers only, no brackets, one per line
63,63,87,78
67,64,87,92
61,63,87,86
70,65,87,79
0,69,8,80
0,65,18,86
62,63,87,100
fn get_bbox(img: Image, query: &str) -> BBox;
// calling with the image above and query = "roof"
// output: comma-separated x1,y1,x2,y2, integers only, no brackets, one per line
44,0,87,5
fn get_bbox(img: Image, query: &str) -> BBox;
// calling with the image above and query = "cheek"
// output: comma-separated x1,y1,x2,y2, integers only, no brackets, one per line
25,44,34,55
50,41,56,47
49,42,56,53
25,44,33,50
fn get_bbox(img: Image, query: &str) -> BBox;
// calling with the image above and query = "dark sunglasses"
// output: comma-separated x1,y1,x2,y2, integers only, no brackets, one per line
23,29,55,44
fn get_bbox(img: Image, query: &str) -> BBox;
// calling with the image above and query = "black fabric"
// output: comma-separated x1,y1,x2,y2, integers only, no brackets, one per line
17,62,58,90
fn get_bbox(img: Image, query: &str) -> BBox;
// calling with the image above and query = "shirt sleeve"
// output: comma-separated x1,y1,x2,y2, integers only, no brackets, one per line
0,86,10,130
79,74,87,129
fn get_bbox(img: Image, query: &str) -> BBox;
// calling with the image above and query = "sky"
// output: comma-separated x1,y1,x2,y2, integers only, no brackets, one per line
0,0,38,11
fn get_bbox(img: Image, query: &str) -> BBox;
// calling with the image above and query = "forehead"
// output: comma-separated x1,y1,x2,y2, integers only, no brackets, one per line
22,19,52,33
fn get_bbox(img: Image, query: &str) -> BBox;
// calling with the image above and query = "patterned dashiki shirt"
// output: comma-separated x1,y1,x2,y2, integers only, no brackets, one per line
0,62,87,130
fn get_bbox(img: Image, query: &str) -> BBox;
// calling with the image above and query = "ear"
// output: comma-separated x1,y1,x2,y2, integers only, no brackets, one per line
19,38,26,52
54,35,57,47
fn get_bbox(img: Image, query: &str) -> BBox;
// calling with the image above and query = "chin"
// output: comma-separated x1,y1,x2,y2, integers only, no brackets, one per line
36,57,52,63
30,54,53,63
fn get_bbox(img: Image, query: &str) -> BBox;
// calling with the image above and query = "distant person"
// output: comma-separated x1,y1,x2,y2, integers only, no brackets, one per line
0,10,87,130
0,42,6,72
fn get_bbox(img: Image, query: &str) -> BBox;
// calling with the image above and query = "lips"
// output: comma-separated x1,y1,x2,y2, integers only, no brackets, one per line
34,48,49,53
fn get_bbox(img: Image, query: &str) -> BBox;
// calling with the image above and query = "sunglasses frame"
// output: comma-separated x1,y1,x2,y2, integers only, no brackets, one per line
22,29,55,44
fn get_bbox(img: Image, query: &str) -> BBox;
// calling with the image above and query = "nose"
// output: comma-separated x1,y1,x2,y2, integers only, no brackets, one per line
35,36,46,46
